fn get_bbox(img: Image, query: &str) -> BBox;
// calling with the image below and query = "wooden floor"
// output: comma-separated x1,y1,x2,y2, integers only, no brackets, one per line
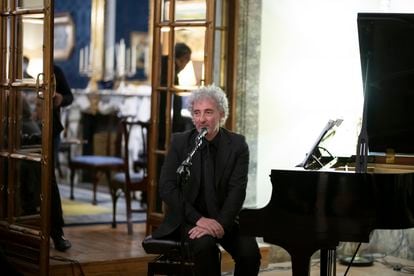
50,223,270,275
258,258,414,276
50,223,414,275
49,223,153,275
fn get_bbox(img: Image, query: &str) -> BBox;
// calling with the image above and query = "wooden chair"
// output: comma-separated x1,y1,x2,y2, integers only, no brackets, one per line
68,115,124,205
110,119,149,234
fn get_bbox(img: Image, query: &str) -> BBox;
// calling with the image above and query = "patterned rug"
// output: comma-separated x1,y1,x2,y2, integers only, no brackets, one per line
58,183,146,226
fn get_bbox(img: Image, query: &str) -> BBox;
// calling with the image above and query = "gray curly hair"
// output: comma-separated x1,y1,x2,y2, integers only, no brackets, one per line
187,85,229,126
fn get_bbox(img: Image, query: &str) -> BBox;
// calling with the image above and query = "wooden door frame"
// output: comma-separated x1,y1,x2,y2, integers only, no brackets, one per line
0,1,54,274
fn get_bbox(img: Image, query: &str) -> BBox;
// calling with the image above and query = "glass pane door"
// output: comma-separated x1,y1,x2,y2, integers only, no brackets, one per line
0,1,54,274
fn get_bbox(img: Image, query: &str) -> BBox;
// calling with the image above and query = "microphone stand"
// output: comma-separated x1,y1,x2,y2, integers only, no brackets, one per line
175,136,205,275
176,137,204,175
355,53,371,174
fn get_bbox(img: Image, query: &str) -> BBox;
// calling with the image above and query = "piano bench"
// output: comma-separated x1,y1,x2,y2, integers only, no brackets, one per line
147,254,195,276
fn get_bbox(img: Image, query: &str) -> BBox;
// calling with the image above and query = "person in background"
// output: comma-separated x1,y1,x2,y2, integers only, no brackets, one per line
172,42,193,133
173,42,192,84
50,65,73,251
35,65,74,251
23,56,31,78
19,56,73,252
159,43,193,148
152,85,261,275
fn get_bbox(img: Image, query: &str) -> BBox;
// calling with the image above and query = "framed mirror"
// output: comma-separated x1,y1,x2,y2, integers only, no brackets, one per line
54,13,75,61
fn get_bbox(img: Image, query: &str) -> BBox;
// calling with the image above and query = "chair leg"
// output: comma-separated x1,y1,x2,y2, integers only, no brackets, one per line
69,167,75,200
92,170,99,205
125,189,133,235
110,185,119,228
141,191,148,208
56,152,63,178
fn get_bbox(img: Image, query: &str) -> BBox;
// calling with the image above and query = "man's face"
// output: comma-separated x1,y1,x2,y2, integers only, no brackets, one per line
175,53,191,73
192,98,223,141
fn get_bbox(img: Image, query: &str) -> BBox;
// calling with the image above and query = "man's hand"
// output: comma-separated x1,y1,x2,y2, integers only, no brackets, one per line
188,217,224,239
188,225,211,239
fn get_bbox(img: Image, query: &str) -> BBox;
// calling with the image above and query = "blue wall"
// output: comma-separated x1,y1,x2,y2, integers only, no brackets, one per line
54,0,149,89
54,0,91,89
115,0,149,81
115,0,149,42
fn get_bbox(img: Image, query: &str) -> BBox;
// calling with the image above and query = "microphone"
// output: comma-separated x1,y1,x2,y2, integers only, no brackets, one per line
176,127,208,175
195,127,208,142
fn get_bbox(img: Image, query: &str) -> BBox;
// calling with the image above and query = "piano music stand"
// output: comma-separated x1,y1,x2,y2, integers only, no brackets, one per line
298,119,343,170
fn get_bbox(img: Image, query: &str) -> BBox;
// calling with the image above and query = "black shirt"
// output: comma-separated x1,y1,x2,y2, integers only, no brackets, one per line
194,130,221,218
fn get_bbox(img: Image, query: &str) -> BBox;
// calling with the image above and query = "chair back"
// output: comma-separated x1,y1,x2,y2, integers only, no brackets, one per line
102,114,121,157
120,119,150,184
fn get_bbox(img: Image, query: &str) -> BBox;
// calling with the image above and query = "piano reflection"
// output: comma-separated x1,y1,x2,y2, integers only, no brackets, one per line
239,13,414,276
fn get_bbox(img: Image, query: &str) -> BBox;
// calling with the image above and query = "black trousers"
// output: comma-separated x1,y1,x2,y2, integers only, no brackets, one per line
170,223,261,276
50,136,64,238
50,170,64,238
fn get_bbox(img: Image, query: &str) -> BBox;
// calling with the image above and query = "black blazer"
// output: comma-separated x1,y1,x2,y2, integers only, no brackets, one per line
53,65,73,137
152,128,249,239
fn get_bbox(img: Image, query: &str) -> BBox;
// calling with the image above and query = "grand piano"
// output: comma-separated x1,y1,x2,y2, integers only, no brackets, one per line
239,13,414,276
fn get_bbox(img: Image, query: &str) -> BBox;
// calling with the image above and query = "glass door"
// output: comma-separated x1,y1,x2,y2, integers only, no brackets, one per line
0,0,54,274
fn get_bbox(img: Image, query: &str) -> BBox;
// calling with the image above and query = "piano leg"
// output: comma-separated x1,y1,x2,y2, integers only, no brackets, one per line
290,253,313,276
277,242,317,276
320,248,336,276
267,239,338,276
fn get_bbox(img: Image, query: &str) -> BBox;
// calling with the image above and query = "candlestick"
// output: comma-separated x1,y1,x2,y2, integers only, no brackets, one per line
126,47,130,77
90,44,94,68
131,45,137,75
79,43,100,93
85,45,90,71
79,48,84,73
116,38,126,77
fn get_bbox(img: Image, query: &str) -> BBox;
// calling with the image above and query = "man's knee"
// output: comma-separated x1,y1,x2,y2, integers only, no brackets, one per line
191,236,221,275
191,235,218,255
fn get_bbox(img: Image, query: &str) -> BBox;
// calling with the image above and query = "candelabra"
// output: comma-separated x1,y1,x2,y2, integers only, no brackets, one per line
79,44,102,114
79,38,136,93
79,44,102,93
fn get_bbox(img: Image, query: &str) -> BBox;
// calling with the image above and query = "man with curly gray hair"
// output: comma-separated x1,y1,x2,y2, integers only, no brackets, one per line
153,85,261,275
187,85,229,128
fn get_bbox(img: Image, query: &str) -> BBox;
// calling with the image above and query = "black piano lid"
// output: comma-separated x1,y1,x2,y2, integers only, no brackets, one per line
358,13,414,155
